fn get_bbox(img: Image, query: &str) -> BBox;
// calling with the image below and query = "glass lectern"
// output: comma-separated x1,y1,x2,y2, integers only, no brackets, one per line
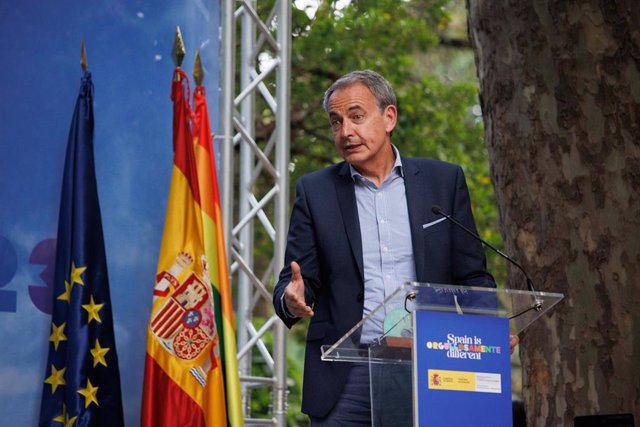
321,282,564,426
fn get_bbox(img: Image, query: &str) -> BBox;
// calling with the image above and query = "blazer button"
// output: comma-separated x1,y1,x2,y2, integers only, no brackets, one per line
356,292,364,303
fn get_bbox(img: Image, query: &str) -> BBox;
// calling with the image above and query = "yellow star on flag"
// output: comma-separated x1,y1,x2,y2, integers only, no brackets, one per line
77,378,99,408
57,281,73,303
53,403,78,427
44,364,66,393
69,261,87,286
49,323,67,351
82,295,104,324
90,339,110,368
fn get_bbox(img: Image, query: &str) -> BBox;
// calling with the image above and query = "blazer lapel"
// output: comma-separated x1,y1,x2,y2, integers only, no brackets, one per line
335,163,364,282
403,158,428,281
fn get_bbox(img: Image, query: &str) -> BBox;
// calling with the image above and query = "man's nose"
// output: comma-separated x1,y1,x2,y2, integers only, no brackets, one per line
340,119,354,137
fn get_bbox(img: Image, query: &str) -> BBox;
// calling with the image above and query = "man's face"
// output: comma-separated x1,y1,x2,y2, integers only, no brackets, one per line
327,83,397,172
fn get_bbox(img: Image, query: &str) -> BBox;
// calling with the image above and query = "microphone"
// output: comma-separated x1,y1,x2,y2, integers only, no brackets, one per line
431,205,543,312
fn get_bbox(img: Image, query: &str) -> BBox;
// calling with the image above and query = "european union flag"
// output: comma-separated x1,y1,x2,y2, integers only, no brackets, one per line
38,72,124,427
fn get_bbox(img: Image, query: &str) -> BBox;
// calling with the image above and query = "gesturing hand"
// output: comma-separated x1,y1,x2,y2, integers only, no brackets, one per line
509,335,519,354
284,261,314,318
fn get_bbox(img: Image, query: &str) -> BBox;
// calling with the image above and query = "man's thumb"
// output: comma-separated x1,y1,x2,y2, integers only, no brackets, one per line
291,261,302,280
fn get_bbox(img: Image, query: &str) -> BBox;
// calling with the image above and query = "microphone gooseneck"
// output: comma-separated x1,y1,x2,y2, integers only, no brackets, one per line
431,205,543,313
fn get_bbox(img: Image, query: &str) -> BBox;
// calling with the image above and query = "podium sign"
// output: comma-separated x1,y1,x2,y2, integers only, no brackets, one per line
414,310,511,426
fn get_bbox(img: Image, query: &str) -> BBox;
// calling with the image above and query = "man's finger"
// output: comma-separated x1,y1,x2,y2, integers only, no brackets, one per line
509,335,519,354
292,304,314,317
285,261,313,317
285,294,314,317
291,261,302,283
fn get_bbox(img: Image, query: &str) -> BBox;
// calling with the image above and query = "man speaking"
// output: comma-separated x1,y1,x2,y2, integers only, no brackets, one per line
273,70,500,425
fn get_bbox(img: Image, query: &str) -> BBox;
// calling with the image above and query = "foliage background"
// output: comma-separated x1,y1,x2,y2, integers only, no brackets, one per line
286,0,501,269
250,0,519,424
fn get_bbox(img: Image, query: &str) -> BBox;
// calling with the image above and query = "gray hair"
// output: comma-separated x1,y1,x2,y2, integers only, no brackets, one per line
322,70,397,113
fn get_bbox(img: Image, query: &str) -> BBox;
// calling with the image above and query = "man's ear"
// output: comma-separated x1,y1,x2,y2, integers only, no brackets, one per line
384,104,398,134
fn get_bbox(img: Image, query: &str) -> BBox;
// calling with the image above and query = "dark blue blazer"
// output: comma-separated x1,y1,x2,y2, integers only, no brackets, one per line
273,157,495,418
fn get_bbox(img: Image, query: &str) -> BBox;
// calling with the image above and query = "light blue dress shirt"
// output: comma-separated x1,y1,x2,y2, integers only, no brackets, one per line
350,146,416,342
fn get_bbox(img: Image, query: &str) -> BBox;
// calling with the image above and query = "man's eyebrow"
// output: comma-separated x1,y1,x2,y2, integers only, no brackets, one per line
328,104,364,116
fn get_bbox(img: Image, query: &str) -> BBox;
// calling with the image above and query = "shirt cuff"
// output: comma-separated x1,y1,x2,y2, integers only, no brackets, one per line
280,293,296,319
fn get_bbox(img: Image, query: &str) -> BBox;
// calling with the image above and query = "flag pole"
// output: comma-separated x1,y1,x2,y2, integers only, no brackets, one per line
193,49,204,86
80,40,87,72
172,26,186,81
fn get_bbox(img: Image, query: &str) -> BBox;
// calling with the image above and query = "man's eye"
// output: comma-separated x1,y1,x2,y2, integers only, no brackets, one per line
353,114,364,121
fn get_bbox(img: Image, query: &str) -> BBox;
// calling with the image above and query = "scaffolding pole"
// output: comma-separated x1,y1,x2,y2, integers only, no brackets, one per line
220,0,290,425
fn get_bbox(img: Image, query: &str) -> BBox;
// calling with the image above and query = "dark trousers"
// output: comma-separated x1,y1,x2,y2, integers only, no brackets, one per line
371,363,413,427
310,364,372,426
310,363,414,426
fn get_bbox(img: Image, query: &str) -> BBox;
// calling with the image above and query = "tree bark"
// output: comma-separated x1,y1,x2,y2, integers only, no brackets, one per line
467,0,640,425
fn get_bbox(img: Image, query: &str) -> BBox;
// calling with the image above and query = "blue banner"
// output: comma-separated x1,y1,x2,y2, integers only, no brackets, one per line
414,311,512,426
0,2,220,425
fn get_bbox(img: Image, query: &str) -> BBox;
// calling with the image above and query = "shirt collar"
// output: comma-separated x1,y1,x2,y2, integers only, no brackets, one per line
349,144,404,182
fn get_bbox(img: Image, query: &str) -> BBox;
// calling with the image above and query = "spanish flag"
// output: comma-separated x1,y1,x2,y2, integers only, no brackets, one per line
193,84,244,426
141,69,227,426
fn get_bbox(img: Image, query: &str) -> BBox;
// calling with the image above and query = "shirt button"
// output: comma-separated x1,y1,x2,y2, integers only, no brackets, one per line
356,292,364,302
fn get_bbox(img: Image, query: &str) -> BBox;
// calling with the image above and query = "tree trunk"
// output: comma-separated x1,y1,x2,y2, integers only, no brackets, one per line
467,1,640,425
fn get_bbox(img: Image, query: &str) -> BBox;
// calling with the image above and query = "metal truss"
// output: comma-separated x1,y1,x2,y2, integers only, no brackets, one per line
220,0,290,425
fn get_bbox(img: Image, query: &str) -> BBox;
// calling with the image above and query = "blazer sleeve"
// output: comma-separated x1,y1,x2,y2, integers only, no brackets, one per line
272,178,322,329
